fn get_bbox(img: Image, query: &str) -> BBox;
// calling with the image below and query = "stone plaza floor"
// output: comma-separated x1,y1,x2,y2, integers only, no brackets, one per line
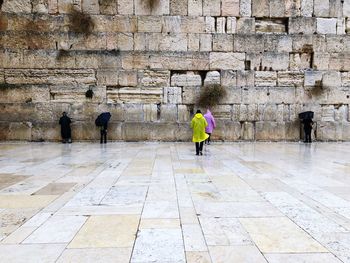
0,142,350,262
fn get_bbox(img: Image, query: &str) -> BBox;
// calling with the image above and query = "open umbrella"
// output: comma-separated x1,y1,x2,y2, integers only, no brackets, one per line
299,111,314,120
95,112,111,127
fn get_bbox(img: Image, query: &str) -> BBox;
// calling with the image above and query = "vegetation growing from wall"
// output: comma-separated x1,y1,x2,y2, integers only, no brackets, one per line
197,84,227,108
68,6,95,34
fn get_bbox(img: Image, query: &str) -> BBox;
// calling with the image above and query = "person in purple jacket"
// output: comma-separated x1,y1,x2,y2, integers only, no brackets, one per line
204,109,216,145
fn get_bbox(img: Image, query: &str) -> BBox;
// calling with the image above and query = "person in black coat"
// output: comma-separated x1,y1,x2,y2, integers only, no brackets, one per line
59,112,72,143
100,122,108,144
302,118,313,143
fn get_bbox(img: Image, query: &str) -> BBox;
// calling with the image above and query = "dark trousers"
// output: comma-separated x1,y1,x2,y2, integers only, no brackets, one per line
304,129,312,143
195,141,204,155
100,129,107,144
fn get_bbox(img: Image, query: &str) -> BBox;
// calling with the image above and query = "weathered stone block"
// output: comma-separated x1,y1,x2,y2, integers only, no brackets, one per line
209,52,245,70
336,18,346,35
221,0,239,16
159,34,187,52
329,53,350,71
240,0,252,16
107,87,163,104
236,18,255,34
317,18,337,34
211,105,232,119
216,17,226,33
301,0,313,17
199,34,212,51
304,70,324,87
344,0,350,16
261,52,289,71
221,87,242,104
160,104,177,122
171,72,201,87
285,0,301,16
212,34,234,52
203,0,221,16
269,0,285,17
144,104,158,122
289,53,312,70
188,0,202,16
221,70,237,87
134,0,169,15
314,0,330,17
255,122,286,141
182,86,201,104
123,123,151,141
2,0,32,13
140,70,170,88
188,34,200,51
119,70,138,87
177,105,190,122
117,0,133,14
234,35,263,52
242,122,254,140
237,71,255,87
252,0,269,17
226,17,237,34
170,0,187,15
255,72,277,87
162,16,182,33
313,52,330,70
289,17,316,34
256,19,287,33
322,71,341,88
204,71,221,86
163,87,182,104
99,0,117,15
277,71,304,87
138,16,162,32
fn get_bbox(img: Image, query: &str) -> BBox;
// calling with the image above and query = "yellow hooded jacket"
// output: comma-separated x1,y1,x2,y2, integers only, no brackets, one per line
191,113,209,143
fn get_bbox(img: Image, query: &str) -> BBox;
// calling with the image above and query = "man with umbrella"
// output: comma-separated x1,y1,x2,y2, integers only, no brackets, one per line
299,111,314,143
95,112,111,144
59,112,72,143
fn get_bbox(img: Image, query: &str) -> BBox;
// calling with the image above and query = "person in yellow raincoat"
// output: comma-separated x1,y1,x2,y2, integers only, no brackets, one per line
191,110,209,156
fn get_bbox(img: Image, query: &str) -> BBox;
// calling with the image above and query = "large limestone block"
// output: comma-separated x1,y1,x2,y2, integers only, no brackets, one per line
182,86,201,104
226,17,237,33
143,104,158,122
149,123,177,140
337,18,346,35
289,53,312,70
317,18,337,34
221,0,240,16
289,17,316,34
237,71,254,87
177,17,206,33
341,72,350,87
160,104,178,122
264,35,292,53
159,34,188,52
329,53,350,71
256,18,287,33
32,0,49,13
234,35,264,52
177,105,190,122
209,52,245,70
255,122,286,141
277,71,304,87
269,0,285,17
171,72,201,87
204,71,221,86
123,123,151,141
211,105,232,119
119,70,138,87
81,0,99,14
149,52,210,70
314,0,330,17
261,53,289,71
221,70,237,87
313,52,330,70
322,71,341,88
252,0,269,17
216,17,226,33
222,121,241,140
123,104,145,122
2,0,32,13
134,0,169,15
188,0,202,16
140,70,170,88
285,0,301,16
99,0,117,15
163,87,182,104
188,34,200,51
162,16,182,33
203,0,221,16
304,70,324,87
138,16,162,32
117,0,133,14
344,0,350,16
254,72,277,87
0,86,50,103
236,17,255,33
221,87,242,104
205,17,215,33
170,0,187,15
240,0,252,16
4,69,96,85
242,122,255,140
199,34,212,51
301,0,313,16
212,34,234,52
107,87,163,104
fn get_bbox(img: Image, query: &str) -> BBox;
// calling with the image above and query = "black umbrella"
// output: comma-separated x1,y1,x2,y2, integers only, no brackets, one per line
299,111,314,120
95,112,111,126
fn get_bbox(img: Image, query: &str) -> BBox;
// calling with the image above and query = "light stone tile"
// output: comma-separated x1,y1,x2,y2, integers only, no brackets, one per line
0,244,66,263
0,195,58,209
100,186,148,205
64,187,110,207
33,183,76,195
56,204,143,216
186,251,212,263
57,248,132,263
68,215,139,248
131,229,186,262
199,217,252,246
182,224,207,252
194,201,282,218
21,212,52,227
209,245,267,263
139,219,180,229
142,201,179,219
24,215,87,244
264,253,342,263
239,217,328,253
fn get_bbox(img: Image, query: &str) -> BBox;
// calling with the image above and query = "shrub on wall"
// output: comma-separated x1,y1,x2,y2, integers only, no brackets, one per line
68,6,95,34
197,84,227,108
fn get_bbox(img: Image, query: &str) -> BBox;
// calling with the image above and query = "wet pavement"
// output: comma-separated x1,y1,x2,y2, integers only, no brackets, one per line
0,142,350,262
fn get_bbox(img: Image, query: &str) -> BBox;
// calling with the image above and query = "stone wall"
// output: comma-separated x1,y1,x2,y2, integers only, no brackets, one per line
0,0,349,141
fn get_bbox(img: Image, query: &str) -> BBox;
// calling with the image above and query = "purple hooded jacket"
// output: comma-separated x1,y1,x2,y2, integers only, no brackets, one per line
204,110,216,134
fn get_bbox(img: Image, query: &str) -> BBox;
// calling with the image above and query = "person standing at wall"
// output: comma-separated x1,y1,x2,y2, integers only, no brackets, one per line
303,118,314,143
95,112,111,144
191,110,209,156
59,112,72,143
204,109,216,145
